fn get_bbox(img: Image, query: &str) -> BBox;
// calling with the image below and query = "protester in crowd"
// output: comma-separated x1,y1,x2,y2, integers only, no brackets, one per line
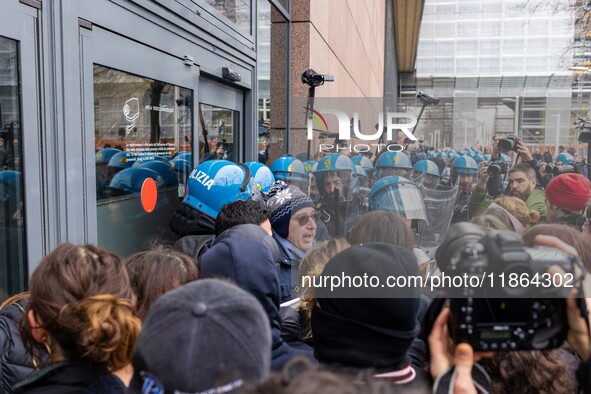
545,173,591,228
582,201,591,242
469,162,547,221
311,243,430,390
347,211,414,251
246,357,396,394
199,224,315,370
470,213,513,232
15,243,141,394
479,202,526,234
0,293,49,394
280,238,350,345
348,210,436,280
522,223,591,271
214,199,272,237
266,181,318,302
493,196,540,227
129,279,271,394
123,246,199,321
479,350,578,393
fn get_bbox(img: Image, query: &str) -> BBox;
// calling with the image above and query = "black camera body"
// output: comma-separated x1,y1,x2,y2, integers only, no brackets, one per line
486,160,507,177
301,69,334,87
552,161,587,177
435,223,575,351
498,135,520,153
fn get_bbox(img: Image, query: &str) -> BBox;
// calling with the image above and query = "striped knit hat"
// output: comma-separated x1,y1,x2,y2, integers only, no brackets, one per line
265,181,314,238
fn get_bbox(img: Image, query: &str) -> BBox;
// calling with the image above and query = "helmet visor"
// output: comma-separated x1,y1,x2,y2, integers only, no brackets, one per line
377,167,412,179
370,183,428,223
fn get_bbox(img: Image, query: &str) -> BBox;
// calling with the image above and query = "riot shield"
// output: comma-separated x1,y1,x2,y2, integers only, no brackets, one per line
418,183,459,249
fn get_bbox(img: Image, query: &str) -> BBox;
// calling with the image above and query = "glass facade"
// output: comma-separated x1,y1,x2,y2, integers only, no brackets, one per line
257,0,289,164
209,0,252,35
410,0,577,150
94,65,193,256
0,36,26,301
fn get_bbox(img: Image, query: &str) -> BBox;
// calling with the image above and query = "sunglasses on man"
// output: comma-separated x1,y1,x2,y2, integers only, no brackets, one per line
292,211,321,226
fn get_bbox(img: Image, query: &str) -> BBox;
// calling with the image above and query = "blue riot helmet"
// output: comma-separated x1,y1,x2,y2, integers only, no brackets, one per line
105,167,165,197
108,151,137,169
96,148,121,165
413,160,440,189
313,153,356,202
375,151,413,179
450,156,479,187
351,155,375,179
184,160,260,219
483,154,492,162
270,155,308,192
426,151,437,159
303,160,317,174
169,157,193,185
473,153,483,164
556,152,574,165
136,159,178,187
245,161,275,193
369,176,428,230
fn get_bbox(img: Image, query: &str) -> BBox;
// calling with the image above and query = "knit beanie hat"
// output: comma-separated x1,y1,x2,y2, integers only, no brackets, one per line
545,173,591,212
311,243,420,370
265,181,315,238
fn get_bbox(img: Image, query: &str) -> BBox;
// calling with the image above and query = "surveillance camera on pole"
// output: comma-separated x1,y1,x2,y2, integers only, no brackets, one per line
302,69,334,157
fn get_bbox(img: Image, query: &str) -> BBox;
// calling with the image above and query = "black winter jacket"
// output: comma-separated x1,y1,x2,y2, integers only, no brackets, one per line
13,362,107,394
0,299,40,394
199,224,315,370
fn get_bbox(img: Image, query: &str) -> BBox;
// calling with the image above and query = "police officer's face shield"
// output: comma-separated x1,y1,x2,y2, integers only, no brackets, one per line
369,182,428,223
412,172,440,190
306,173,320,202
450,171,478,189
376,167,413,180
316,170,353,202
279,175,309,195
369,181,428,243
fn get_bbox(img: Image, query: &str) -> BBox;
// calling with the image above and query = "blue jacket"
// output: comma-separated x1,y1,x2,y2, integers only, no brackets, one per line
199,224,315,370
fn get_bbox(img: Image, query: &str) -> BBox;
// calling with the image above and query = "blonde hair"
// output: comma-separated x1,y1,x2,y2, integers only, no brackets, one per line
299,238,350,339
494,196,540,226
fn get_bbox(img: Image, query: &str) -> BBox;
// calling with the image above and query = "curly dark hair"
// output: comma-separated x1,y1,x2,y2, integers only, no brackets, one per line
479,349,578,394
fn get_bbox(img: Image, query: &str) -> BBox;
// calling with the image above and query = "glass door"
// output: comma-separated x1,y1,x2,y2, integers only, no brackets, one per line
0,1,43,301
81,27,199,256
198,79,243,163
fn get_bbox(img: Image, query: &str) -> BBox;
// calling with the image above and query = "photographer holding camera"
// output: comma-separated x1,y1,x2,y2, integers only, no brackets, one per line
468,136,548,221
426,224,591,393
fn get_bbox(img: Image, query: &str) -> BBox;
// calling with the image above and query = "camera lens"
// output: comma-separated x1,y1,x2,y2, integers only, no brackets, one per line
487,164,500,176
498,138,514,152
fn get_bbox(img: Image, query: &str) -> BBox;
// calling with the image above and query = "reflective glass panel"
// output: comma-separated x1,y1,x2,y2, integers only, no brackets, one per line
209,0,252,35
94,65,193,256
0,36,26,301
198,104,237,162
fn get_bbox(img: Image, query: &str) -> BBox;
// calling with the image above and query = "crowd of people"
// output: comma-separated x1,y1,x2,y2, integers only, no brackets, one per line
2,135,591,393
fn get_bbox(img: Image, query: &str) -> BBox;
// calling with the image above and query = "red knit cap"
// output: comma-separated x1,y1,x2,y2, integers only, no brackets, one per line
545,173,591,212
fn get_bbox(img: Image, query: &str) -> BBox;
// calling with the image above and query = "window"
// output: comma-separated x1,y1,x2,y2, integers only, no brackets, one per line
0,36,26,300
209,0,252,35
